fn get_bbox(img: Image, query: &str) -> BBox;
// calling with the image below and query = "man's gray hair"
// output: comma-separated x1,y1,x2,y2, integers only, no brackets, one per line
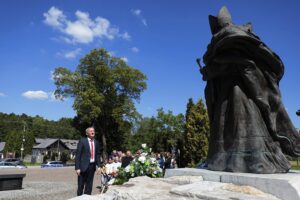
85,127,95,134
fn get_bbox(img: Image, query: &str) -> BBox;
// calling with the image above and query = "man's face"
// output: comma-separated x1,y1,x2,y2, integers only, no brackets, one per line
86,128,95,139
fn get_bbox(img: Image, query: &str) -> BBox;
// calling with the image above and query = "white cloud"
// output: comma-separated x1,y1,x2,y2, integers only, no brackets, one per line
22,91,49,100
64,48,82,59
131,47,139,53
64,48,81,59
132,9,141,16
56,48,82,59
44,6,130,44
131,9,147,27
120,32,131,40
141,19,147,26
22,90,62,102
0,92,6,97
121,57,129,63
43,6,66,29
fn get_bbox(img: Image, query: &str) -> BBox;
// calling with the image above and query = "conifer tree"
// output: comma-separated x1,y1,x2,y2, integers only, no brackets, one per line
183,98,209,167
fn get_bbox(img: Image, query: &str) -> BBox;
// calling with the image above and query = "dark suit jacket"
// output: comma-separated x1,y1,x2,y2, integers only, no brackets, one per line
75,137,102,172
121,156,133,168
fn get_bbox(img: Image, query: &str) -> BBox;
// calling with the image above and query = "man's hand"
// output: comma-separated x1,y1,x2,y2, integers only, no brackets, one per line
76,169,80,176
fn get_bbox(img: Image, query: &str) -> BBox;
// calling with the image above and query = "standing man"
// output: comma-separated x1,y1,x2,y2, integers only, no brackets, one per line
75,127,102,196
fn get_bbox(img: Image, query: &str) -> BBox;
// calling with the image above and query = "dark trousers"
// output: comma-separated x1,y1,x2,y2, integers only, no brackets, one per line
77,163,96,196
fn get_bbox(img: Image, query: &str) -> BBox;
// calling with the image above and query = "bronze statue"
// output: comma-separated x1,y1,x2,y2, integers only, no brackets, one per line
199,6,300,173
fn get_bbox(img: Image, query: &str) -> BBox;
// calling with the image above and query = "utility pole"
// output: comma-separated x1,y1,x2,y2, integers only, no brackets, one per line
57,138,60,161
296,110,300,166
21,122,26,160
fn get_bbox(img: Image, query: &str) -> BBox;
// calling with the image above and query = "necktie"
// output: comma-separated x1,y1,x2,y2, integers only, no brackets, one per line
90,139,94,160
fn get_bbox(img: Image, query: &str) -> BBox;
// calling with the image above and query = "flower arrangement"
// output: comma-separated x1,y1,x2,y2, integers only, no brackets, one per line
113,144,163,185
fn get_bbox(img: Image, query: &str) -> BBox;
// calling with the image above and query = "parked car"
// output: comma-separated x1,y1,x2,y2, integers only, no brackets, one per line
0,162,27,169
2,158,23,165
41,161,64,168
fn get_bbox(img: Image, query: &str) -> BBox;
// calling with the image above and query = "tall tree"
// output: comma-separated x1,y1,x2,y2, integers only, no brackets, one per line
4,125,36,157
4,130,21,157
183,98,210,167
130,109,185,153
156,108,185,152
53,48,147,157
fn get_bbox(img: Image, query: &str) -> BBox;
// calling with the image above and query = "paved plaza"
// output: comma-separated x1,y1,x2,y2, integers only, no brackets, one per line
0,167,101,200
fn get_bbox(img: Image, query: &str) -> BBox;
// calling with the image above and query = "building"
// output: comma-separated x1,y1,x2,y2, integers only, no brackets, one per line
0,142,5,159
31,138,74,163
60,139,79,159
1,138,79,163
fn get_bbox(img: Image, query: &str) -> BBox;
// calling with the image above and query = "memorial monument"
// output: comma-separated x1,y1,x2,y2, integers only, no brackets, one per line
199,6,300,173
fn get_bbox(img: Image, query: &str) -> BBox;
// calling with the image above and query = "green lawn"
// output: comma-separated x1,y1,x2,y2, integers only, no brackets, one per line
290,159,300,170
291,165,300,170
23,162,41,166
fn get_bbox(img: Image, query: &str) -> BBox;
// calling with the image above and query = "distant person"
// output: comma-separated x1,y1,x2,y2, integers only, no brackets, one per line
121,150,133,168
157,153,164,169
163,152,172,175
75,127,102,196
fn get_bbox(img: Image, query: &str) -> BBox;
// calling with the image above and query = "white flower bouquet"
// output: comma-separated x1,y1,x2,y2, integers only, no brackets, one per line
113,144,163,185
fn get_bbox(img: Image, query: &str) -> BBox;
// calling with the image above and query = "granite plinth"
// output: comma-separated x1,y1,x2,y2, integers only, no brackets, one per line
165,168,300,200
0,174,26,191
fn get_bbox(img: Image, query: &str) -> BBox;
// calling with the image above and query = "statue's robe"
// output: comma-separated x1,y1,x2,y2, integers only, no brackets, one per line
202,25,300,173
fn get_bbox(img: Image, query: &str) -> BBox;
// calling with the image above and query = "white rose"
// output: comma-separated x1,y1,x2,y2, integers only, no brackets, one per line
138,156,146,163
125,166,130,173
141,143,147,148
141,152,147,156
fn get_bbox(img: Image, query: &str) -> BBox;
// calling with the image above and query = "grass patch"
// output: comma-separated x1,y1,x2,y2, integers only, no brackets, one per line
23,162,41,166
291,165,300,170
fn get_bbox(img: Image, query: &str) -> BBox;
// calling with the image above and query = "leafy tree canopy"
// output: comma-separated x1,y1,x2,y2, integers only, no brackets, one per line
53,48,147,155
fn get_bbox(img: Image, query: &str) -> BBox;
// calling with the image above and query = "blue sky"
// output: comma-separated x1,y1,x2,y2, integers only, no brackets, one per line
0,0,300,128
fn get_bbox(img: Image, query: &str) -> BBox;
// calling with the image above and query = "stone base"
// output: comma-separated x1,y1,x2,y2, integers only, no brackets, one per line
165,168,300,200
0,174,26,191
70,176,280,200
171,181,279,200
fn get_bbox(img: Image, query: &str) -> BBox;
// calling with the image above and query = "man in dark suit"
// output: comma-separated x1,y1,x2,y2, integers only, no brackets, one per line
75,127,102,196
121,150,133,168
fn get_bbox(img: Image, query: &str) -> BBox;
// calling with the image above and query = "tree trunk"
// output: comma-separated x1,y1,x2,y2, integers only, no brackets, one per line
95,119,108,162
101,132,108,161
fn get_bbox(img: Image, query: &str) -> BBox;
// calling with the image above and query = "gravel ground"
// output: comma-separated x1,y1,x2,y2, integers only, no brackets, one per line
0,167,102,200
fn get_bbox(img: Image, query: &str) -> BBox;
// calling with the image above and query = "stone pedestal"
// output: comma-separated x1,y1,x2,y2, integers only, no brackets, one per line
0,174,26,191
165,168,300,200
